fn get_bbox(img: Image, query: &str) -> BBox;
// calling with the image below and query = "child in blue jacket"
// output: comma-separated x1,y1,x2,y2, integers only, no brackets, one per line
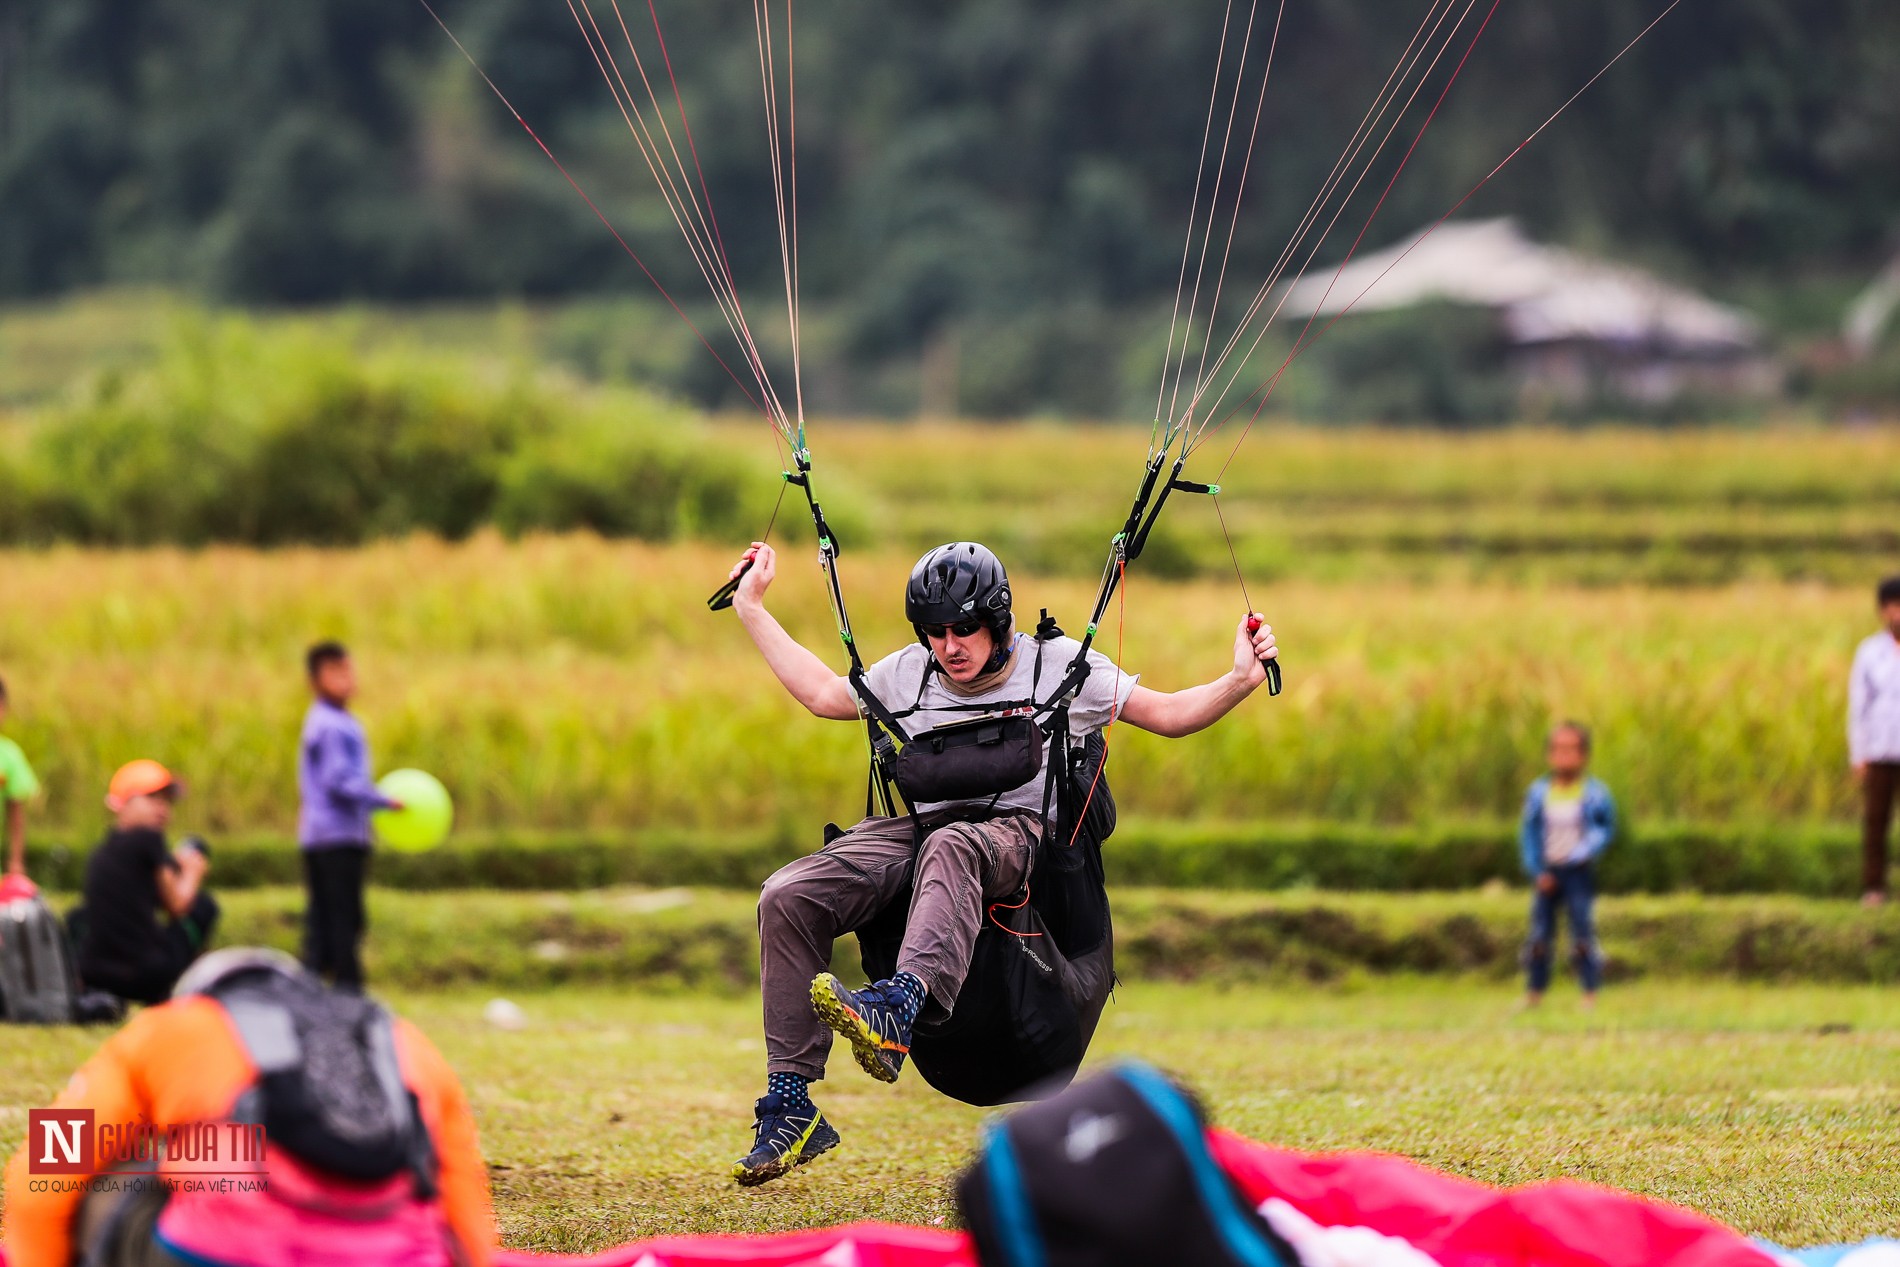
1520,721,1616,1006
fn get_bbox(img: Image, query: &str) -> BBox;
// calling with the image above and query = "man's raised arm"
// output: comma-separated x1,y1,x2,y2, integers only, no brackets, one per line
729,543,861,721
1119,615,1277,739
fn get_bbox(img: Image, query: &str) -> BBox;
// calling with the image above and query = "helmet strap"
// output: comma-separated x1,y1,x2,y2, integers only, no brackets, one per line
984,627,1014,671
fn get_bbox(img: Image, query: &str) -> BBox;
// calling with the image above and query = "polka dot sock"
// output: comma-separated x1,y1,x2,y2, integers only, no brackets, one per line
887,971,928,1024
767,1071,814,1113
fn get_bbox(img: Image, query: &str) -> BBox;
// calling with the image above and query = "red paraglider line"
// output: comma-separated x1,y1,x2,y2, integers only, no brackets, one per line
986,882,1043,937
1065,554,1128,852
1211,0,1686,479
413,0,771,424
574,0,792,445
1209,0,1505,479
642,0,744,302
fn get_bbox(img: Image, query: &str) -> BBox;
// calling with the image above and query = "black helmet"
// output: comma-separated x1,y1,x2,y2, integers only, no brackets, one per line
906,542,1013,646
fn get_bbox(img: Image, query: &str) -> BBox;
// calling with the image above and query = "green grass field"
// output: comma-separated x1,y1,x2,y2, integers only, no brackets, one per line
5,980,1897,1249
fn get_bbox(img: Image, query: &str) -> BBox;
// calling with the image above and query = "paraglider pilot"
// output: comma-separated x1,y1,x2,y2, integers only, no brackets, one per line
725,540,1277,1185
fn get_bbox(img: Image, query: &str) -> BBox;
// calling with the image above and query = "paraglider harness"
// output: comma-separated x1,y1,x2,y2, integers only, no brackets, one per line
842,611,1119,1107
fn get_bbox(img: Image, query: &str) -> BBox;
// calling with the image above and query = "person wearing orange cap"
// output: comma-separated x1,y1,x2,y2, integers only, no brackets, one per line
72,761,219,1005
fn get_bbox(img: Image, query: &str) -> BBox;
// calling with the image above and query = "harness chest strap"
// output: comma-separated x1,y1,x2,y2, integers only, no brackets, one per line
845,637,1080,858
854,631,1072,739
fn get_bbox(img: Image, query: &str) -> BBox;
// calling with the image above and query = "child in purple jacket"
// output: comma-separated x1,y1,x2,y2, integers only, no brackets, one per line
298,641,400,991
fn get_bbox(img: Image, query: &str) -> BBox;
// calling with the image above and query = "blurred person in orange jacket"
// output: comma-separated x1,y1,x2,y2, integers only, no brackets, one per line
3,949,496,1267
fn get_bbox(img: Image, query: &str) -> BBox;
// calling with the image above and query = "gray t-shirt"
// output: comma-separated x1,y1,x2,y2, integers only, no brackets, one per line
859,634,1139,816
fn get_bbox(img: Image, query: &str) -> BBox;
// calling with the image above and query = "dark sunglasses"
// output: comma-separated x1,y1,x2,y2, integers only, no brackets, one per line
921,619,986,640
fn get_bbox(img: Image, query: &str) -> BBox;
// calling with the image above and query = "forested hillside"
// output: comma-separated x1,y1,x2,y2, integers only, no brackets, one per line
2,1,1896,415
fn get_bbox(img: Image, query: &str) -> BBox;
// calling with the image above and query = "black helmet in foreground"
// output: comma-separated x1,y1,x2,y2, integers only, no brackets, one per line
906,542,1013,646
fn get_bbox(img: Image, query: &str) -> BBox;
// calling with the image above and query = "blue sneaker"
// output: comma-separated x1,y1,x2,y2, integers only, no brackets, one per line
732,1093,840,1187
810,973,913,1084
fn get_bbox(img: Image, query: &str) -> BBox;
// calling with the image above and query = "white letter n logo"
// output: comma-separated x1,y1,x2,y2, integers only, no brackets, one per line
27,1108,94,1174
38,1118,84,1165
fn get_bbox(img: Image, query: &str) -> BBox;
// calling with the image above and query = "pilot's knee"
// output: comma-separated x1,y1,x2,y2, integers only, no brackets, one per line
759,863,815,926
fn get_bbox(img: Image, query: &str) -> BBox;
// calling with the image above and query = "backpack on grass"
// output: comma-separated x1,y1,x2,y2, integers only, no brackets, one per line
0,882,78,1024
142,949,459,1267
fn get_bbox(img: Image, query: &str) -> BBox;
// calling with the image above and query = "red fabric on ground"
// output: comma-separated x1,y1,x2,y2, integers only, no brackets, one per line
8,1129,1788,1267
487,1136,1777,1267
1209,1130,1779,1267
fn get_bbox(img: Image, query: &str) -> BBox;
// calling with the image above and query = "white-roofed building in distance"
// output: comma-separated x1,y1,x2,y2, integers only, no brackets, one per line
1278,218,1779,410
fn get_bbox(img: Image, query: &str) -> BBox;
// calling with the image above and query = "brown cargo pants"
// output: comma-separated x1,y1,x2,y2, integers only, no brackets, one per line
758,812,1040,1080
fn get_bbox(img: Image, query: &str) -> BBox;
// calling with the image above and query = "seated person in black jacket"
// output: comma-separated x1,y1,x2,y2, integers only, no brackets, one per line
75,760,218,1005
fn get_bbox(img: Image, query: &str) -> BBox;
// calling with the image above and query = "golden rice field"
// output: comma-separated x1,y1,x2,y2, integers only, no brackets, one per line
759,420,1900,585
0,531,1873,837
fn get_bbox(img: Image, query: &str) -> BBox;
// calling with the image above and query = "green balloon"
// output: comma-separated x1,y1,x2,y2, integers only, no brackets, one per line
373,769,454,852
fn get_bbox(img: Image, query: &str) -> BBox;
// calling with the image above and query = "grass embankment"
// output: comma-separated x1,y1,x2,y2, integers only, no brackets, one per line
0,537,1873,838
14,819,1873,896
6,981,1896,1247
32,886,1899,989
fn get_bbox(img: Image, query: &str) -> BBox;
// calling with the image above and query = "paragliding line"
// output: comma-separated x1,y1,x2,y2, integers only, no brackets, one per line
1190,0,1286,422
412,0,770,425
1182,0,1472,433
573,0,793,439
1165,0,1265,440
1066,554,1127,850
1155,0,1242,447
1207,0,1687,478
1189,0,1508,470
642,0,743,293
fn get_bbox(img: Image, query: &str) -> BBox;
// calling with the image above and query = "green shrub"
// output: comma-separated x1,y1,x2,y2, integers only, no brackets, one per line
1293,304,1516,426
493,415,750,541
0,450,35,540
8,318,762,546
27,357,256,544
